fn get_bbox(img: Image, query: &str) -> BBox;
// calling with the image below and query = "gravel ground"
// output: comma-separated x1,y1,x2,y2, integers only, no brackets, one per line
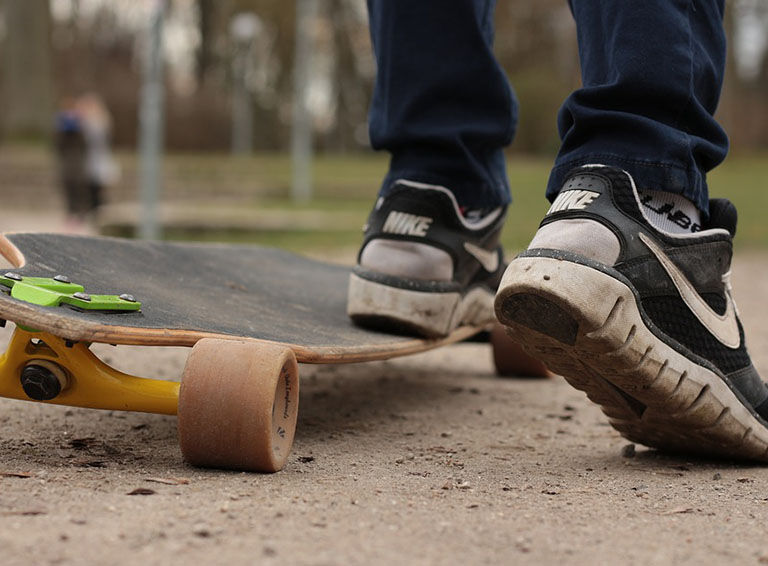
0,246,767,565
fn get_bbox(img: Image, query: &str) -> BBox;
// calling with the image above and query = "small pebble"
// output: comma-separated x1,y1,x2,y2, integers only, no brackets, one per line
193,524,211,538
621,444,636,458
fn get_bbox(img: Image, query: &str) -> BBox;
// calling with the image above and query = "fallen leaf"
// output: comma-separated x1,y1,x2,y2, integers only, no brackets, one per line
74,460,107,468
68,437,98,449
661,506,694,515
127,488,156,496
146,477,190,486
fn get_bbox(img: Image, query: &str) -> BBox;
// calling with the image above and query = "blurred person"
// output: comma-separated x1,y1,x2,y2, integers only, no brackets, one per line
348,1,768,462
54,98,89,231
75,93,119,218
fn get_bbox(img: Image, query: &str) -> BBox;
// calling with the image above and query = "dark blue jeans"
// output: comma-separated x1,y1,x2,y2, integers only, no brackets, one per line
367,0,727,214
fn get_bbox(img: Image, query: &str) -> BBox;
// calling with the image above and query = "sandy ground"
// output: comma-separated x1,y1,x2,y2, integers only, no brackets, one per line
1,223,768,564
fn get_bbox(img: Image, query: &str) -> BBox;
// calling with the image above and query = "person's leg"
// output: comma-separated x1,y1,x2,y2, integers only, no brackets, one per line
88,180,103,212
496,0,768,461
367,0,515,209
348,0,516,337
548,0,727,218
62,179,79,217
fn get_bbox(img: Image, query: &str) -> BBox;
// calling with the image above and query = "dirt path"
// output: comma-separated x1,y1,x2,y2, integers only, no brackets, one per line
1,254,767,565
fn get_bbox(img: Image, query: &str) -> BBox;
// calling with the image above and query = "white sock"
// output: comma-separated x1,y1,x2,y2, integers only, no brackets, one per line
637,190,702,234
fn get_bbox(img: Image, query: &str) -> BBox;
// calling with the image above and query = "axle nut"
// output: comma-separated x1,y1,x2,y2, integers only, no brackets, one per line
20,361,69,401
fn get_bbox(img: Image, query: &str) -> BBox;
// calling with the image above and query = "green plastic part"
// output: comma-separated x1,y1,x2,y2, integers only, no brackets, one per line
0,274,141,312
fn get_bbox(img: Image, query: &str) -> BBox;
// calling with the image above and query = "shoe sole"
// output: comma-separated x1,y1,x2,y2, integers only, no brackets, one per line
495,255,768,461
347,273,494,338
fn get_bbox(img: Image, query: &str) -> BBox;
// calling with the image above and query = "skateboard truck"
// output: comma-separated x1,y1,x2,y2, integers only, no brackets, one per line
0,326,180,411
0,274,143,403
0,273,141,312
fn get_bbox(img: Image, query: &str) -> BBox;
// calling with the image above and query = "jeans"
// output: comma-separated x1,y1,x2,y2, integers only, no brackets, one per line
367,0,727,215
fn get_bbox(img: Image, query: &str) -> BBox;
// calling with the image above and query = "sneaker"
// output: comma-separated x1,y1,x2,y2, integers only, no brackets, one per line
495,164,768,461
347,180,506,337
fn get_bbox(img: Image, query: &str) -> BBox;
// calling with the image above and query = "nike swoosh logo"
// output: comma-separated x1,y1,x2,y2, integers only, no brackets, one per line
639,233,740,349
463,243,499,272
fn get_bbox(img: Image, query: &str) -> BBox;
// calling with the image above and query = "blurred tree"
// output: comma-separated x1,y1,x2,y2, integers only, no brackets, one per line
188,0,373,152
494,0,578,155
190,0,298,150
24,0,767,154
320,0,373,151
1,0,55,141
49,3,141,148
721,0,768,150
196,0,217,87
750,2,768,147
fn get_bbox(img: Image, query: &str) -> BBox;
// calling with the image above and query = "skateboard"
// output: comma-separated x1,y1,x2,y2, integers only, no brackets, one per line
0,233,544,473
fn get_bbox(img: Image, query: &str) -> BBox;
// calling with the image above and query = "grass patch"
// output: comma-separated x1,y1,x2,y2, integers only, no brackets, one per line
708,154,768,250
136,152,767,253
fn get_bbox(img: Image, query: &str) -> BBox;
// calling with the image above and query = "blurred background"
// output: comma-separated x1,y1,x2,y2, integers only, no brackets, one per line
0,0,767,257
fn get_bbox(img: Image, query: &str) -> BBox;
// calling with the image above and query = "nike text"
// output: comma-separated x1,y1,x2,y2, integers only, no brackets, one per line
547,190,600,214
382,211,433,237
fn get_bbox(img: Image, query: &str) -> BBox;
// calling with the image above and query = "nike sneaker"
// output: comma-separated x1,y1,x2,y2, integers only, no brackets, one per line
347,180,506,337
495,164,768,461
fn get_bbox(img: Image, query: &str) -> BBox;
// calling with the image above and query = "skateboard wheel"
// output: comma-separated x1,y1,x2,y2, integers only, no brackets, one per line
178,339,299,473
490,324,552,378
20,360,69,401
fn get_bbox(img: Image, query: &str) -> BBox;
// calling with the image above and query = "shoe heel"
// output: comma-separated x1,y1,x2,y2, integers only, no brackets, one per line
347,273,494,338
495,256,633,350
347,273,460,337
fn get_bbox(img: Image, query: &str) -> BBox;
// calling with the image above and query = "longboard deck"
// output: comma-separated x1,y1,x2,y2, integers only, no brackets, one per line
0,233,482,363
